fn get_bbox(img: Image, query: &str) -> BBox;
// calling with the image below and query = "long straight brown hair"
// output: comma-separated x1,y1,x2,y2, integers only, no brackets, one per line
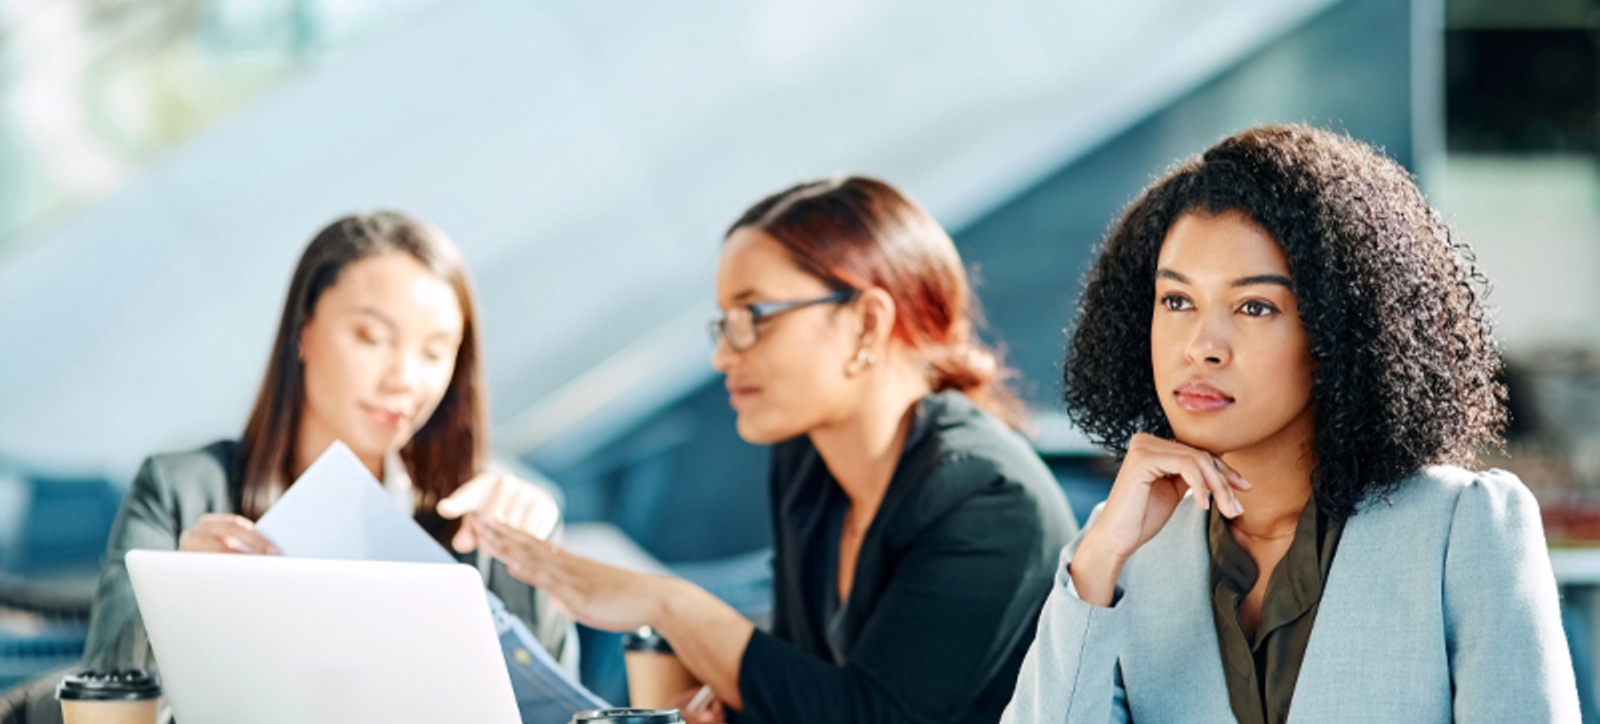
236,211,488,543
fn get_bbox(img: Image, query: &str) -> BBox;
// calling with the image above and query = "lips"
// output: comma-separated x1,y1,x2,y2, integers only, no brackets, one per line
362,403,412,428
725,383,760,409
1173,380,1234,413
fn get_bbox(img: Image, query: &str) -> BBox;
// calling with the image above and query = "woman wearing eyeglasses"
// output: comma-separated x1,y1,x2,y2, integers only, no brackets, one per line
472,176,1077,724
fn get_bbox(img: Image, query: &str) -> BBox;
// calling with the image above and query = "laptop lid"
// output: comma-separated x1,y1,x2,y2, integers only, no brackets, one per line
126,550,521,724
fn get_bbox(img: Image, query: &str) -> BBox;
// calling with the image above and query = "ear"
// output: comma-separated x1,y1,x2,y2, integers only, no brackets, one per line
854,287,897,354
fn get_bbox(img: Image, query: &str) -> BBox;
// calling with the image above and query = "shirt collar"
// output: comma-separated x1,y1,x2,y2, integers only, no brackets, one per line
382,449,415,514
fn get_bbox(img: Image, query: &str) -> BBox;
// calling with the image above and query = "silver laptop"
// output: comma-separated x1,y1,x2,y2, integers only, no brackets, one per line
126,550,521,724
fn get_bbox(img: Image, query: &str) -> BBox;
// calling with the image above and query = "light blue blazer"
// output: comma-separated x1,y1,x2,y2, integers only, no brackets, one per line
1002,466,1581,723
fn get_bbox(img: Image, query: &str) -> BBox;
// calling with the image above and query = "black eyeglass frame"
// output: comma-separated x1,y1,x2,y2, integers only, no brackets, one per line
708,289,860,351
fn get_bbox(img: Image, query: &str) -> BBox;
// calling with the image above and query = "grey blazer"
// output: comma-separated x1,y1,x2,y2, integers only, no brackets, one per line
80,440,573,671
1002,466,1580,723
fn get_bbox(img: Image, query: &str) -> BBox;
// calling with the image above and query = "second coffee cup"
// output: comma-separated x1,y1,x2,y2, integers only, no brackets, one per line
56,669,162,724
621,626,699,709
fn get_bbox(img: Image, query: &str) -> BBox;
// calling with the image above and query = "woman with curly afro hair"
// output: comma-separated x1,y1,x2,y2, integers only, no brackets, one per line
1002,124,1579,723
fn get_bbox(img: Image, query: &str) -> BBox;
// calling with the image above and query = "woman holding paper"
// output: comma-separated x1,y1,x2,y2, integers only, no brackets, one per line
474,177,1078,724
82,211,571,672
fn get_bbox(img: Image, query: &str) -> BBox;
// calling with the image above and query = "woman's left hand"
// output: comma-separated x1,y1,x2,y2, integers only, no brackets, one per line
672,686,726,724
437,472,561,553
477,518,676,633
682,699,726,724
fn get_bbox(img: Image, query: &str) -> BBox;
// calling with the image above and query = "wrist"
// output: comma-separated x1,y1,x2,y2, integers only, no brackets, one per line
648,576,697,634
1070,533,1127,606
1075,530,1130,570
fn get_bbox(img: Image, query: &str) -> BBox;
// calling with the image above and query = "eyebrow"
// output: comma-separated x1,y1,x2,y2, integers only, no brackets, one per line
1156,268,1294,289
355,307,398,329
355,307,460,340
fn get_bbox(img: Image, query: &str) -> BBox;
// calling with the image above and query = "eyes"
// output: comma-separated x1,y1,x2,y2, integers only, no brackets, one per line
1158,293,1282,318
355,326,386,346
1239,299,1279,317
1158,294,1191,312
353,324,452,363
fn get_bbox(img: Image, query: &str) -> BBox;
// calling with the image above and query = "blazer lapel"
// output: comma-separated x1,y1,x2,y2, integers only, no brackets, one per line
778,443,840,651
1287,492,1452,721
1122,501,1237,719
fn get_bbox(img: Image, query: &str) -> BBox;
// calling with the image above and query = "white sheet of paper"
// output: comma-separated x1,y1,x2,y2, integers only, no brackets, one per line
256,441,455,565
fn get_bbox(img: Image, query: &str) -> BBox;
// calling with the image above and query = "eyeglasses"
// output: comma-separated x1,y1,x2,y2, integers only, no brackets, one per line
708,290,859,352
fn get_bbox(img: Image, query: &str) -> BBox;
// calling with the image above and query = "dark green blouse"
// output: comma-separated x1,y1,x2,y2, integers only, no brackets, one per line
1208,496,1344,724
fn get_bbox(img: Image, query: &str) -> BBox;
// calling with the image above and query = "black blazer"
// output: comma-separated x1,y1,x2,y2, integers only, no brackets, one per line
735,392,1078,724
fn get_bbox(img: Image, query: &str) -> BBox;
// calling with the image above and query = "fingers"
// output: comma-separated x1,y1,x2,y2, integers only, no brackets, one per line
437,474,499,519
479,519,608,601
683,708,723,724
1196,456,1242,518
509,494,537,533
459,476,558,541
1201,455,1255,516
668,686,705,710
478,519,557,582
179,515,280,555
1169,454,1244,518
481,519,547,559
1174,457,1215,512
1127,434,1249,518
480,520,578,602
226,525,282,555
510,487,560,540
178,528,222,554
1215,457,1252,491
684,684,718,712
451,515,480,554
443,474,561,549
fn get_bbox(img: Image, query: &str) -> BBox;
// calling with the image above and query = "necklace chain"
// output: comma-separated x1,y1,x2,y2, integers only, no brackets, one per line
1232,522,1296,541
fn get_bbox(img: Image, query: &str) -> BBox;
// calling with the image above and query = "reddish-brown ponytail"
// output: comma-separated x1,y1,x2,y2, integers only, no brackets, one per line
728,177,1027,429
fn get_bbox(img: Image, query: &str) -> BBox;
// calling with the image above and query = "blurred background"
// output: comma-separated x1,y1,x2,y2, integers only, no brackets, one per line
1,0,1597,714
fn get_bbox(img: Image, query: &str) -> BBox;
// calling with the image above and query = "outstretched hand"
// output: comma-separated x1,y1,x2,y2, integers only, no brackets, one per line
477,518,679,633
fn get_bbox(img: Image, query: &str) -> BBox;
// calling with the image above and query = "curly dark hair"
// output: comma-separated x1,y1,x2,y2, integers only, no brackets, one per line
1063,124,1506,522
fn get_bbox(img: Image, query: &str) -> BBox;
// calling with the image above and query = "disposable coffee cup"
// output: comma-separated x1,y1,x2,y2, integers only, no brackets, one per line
621,627,699,709
570,708,683,723
56,669,162,724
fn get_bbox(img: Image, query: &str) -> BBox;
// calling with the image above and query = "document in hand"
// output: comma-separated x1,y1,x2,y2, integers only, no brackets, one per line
255,441,610,722
256,440,454,564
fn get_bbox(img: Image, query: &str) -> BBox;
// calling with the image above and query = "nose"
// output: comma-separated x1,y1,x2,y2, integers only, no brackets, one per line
383,349,424,391
1184,310,1232,366
710,333,738,373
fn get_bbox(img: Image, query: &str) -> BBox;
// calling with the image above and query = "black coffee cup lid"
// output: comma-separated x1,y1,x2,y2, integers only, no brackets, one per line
620,626,674,654
56,669,162,701
570,708,682,723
